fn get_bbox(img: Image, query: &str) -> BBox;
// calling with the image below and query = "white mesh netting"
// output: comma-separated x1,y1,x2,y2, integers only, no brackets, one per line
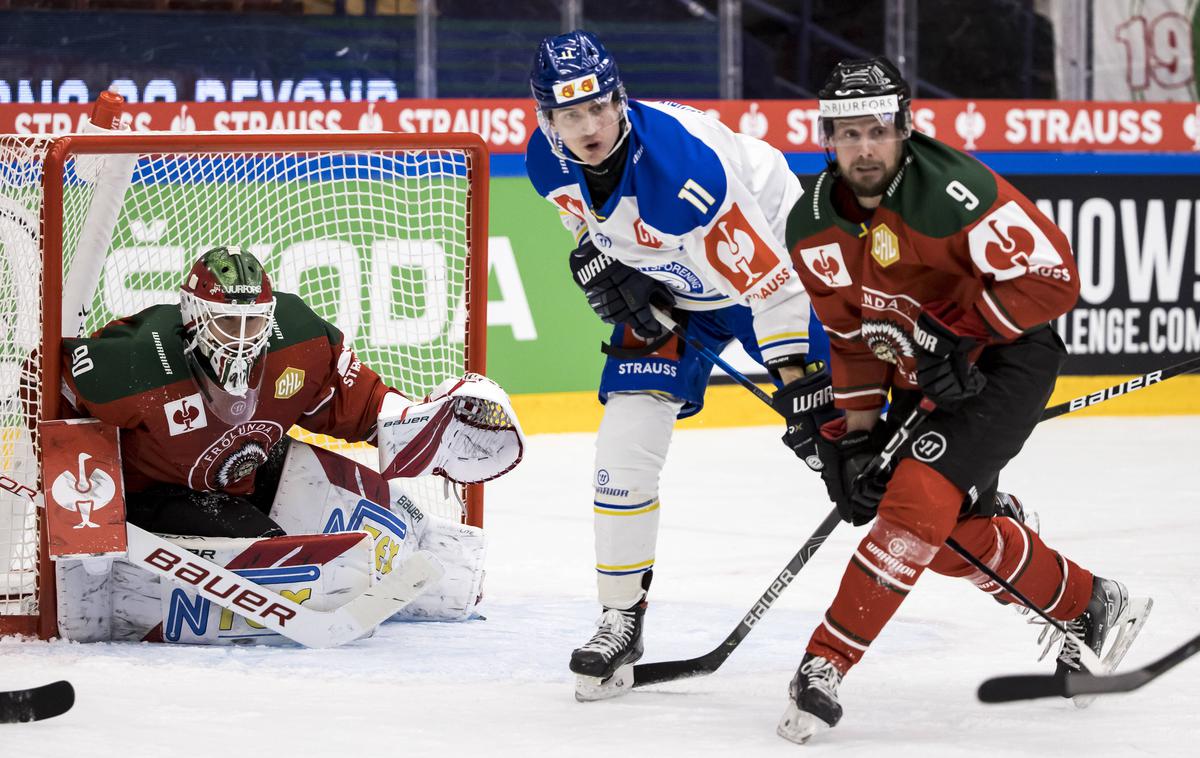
1,134,482,624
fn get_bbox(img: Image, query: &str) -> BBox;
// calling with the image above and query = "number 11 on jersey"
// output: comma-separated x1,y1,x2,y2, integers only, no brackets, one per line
678,178,716,213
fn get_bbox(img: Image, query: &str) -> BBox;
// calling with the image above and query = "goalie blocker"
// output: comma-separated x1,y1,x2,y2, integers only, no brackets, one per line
51,419,491,646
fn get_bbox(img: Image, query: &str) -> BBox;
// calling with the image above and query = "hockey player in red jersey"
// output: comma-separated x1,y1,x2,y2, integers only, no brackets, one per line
59,246,520,539
776,58,1152,743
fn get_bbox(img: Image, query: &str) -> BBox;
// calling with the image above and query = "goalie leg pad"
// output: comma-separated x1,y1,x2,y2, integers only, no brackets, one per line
55,558,114,643
392,514,487,622
80,532,377,645
593,392,680,610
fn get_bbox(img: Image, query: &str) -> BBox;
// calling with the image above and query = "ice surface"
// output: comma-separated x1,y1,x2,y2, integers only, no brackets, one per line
2,417,1198,755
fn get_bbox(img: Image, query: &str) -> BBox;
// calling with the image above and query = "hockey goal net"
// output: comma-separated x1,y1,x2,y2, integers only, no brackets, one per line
0,126,489,639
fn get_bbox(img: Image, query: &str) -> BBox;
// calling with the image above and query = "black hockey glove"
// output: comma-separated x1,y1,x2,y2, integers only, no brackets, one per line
569,239,675,339
913,301,989,408
770,362,840,472
815,417,890,526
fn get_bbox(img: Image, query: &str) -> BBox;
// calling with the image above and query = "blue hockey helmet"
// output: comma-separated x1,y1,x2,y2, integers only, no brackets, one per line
529,30,623,111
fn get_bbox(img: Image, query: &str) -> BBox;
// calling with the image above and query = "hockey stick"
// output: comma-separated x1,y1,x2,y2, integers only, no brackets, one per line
0,681,75,723
125,524,443,649
1039,353,1200,421
633,311,930,687
978,631,1200,702
651,309,775,405
634,312,1188,686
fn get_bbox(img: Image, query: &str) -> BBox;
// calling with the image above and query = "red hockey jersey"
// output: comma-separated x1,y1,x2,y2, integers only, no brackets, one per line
786,132,1079,411
61,292,395,495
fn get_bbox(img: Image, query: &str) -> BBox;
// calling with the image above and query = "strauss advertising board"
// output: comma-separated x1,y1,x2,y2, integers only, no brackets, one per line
1,98,1197,394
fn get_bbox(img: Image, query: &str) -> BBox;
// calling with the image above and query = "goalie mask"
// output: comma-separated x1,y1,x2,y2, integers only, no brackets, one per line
180,246,276,424
529,29,631,164
817,57,913,167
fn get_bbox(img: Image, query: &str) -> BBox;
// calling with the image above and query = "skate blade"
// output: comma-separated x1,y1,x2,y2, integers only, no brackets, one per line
574,663,635,702
1074,596,1153,709
776,702,830,745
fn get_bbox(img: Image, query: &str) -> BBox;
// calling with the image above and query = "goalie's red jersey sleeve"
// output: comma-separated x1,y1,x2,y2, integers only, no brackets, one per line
298,321,396,444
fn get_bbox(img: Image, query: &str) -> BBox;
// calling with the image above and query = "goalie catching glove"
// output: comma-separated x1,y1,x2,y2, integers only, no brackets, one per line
378,373,525,484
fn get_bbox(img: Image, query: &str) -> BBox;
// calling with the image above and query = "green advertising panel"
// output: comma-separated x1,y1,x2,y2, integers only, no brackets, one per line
484,177,610,395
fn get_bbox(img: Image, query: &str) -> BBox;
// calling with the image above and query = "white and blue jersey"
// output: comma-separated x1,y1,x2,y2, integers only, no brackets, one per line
526,99,828,416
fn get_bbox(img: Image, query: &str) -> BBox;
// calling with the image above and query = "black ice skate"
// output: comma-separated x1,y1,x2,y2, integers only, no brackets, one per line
570,601,645,702
995,491,1039,534
776,653,844,745
1037,575,1153,708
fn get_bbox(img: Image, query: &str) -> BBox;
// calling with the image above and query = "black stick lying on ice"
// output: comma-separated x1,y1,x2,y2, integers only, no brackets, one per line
0,681,75,723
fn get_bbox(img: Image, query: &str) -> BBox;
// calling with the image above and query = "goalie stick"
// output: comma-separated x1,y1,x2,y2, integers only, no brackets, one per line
9,475,443,648
0,681,75,723
978,631,1200,702
125,524,443,649
633,309,1189,687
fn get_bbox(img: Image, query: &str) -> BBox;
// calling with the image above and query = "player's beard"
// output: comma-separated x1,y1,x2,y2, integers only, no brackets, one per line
841,157,897,199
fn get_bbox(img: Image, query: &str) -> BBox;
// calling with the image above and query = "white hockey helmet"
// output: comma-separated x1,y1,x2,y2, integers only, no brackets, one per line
180,246,276,423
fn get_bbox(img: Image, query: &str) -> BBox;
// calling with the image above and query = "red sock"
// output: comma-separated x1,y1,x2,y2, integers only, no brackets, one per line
806,459,964,672
929,514,1094,621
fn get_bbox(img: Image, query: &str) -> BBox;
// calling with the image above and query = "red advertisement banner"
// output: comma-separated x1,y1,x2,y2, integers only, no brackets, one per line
2,99,1200,153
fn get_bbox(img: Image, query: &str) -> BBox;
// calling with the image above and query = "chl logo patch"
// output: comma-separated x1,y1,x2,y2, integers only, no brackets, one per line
912,431,948,462
164,393,208,436
871,223,901,268
703,203,777,294
798,243,852,288
275,367,305,399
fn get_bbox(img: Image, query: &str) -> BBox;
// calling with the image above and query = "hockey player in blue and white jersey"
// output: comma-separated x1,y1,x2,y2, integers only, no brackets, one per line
525,30,833,700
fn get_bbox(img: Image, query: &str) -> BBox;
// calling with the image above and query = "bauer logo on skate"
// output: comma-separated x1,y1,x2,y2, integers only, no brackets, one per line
704,204,777,295
968,201,1062,282
798,243,852,288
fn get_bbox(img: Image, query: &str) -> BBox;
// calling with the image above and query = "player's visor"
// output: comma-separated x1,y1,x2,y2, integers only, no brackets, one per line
820,113,908,149
544,92,624,139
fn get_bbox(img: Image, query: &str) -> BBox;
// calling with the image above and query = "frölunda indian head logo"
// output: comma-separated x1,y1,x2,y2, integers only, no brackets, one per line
187,420,284,490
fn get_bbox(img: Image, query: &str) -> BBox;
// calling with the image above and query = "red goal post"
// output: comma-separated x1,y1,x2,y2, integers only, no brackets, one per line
0,129,490,640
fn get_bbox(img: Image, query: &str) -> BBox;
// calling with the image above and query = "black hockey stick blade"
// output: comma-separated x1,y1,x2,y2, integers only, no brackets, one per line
979,632,1200,703
634,651,727,687
977,672,1068,703
0,680,75,723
